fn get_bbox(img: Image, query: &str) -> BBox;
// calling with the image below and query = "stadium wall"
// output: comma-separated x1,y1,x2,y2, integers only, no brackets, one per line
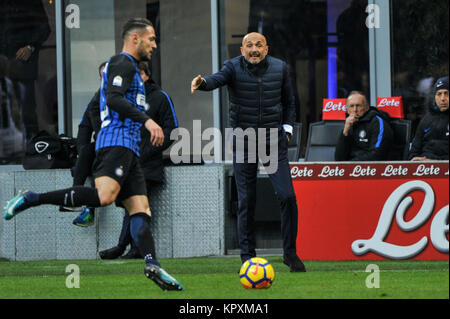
0,165,229,261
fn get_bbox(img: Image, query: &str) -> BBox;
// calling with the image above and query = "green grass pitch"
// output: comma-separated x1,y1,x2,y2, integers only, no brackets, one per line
0,257,448,299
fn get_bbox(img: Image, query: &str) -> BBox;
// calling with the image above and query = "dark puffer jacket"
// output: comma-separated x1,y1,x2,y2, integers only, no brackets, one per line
200,55,295,129
335,107,394,161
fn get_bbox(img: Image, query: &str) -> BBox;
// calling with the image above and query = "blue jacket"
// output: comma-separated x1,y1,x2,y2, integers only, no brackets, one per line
200,55,296,130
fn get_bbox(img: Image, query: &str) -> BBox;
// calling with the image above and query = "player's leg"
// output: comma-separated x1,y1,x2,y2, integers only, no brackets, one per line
4,148,121,220
4,185,102,220
72,177,122,228
94,176,122,206
122,195,156,261
123,195,183,291
119,161,183,291
119,181,159,259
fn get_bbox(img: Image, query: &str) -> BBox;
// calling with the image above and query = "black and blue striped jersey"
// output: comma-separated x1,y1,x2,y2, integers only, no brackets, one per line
95,53,149,157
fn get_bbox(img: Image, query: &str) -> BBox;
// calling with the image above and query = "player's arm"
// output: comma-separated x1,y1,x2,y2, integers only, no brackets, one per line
105,57,151,124
106,56,163,146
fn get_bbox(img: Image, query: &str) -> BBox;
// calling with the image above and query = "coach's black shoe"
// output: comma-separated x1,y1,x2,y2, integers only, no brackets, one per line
99,246,125,260
145,264,184,291
283,254,307,272
120,248,141,259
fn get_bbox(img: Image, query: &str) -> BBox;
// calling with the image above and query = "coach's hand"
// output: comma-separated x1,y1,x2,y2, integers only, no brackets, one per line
145,118,164,146
191,75,204,94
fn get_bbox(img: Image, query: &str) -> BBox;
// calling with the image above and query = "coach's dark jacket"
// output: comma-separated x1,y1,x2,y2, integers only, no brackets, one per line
408,103,449,160
335,107,394,161
140,80,178,182
77,89,101,152
200,55,295,129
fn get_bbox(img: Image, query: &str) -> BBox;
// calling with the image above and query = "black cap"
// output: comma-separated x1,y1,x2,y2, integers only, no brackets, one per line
434,76,449,94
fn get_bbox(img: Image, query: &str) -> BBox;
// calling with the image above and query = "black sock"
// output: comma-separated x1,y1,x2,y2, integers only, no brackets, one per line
118,211,132,249
130,213,159,266
38,186,101,207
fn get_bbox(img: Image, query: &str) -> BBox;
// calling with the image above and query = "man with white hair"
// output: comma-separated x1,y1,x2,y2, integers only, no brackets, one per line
335,90,394,161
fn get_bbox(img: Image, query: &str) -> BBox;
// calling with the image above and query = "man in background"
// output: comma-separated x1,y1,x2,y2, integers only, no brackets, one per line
0,0,51,139
335,91,394,161
409,76,449,161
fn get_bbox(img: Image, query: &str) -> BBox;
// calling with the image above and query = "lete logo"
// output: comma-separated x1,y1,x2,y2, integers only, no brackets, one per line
352,180,449,259
377,98,400,107
323,100,347,112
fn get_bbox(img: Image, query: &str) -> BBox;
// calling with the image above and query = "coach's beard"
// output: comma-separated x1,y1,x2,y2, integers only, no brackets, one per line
247,52,262,64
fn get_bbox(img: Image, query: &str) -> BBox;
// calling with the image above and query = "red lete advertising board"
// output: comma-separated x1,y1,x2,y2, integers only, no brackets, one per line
291,161,449,260
322,98,347,120
322,96,405,120
376,96,404,119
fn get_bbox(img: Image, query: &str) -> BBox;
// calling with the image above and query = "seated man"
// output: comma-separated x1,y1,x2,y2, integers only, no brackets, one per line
335,91,394,161
334,91,394,161
408,76,449,161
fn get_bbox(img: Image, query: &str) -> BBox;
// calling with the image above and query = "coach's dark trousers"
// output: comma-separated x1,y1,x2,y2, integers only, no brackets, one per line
233,128,298,263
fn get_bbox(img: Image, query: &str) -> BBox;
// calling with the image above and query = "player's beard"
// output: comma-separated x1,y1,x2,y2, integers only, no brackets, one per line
137,44,151,62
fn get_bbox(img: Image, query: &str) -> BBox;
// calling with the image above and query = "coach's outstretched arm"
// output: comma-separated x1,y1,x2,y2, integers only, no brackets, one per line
190,61,234,94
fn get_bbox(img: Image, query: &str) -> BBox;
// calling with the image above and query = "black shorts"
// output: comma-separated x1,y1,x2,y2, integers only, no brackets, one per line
92,146,147,207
